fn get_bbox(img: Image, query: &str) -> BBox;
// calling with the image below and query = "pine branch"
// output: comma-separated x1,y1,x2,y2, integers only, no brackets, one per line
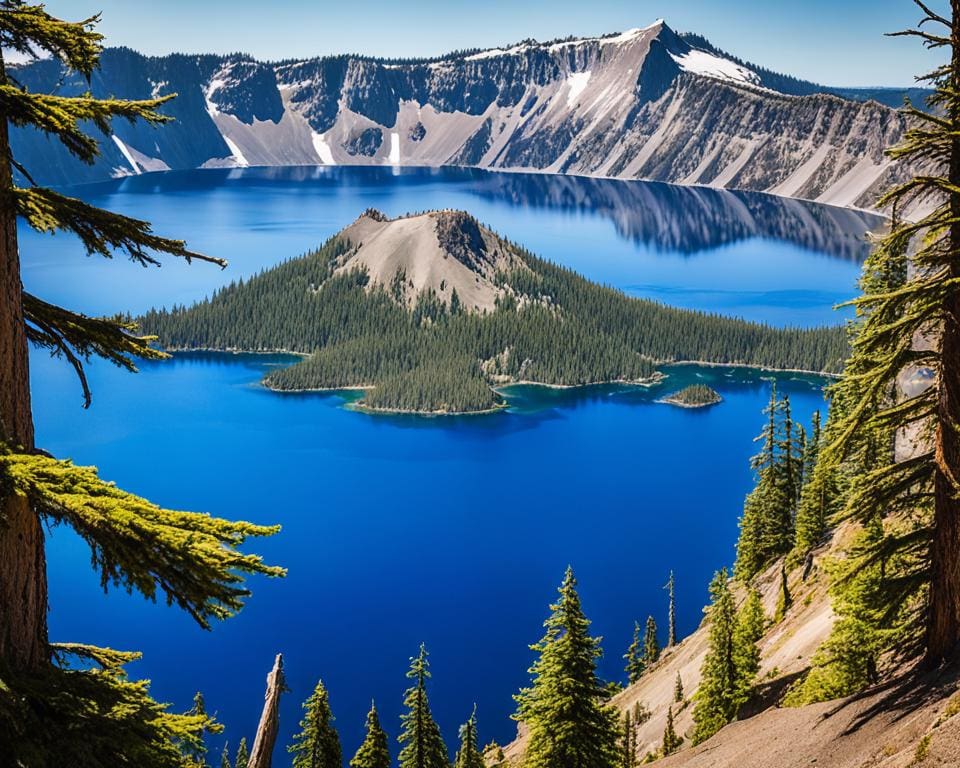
0,84,174,164
0,4,103,77
23,293,168,408
14,187,226,266
0,448,286,629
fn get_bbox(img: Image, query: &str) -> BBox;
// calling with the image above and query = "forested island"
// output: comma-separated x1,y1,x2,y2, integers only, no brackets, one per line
140,210,848,414
661,384,723,408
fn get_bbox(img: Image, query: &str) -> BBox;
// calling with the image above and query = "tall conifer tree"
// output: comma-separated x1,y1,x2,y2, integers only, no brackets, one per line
289,680,342,768
235,737,249,768
691,570,739,744
643,616,660,666
398,645,449,768
514,567,619,768
818,0,960,662
661,706,681,756
624,621,645,684
350,702,390,768
0,6,284,764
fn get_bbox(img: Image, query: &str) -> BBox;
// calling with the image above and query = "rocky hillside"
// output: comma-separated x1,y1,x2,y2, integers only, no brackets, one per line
500,525,960,767
13,20,910,210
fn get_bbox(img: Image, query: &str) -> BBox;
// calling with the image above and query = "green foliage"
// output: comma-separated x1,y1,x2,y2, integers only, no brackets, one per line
454,706,485,768
624,621,644,684
735,385,814,581
733,588,766,700
514,567,620,768
661,706,681,756
692,569,764,745
0,643,220,768
643,616,660,667
674,672,684,703
141,235,848,414
220,741,231,768
811,2,960,664
235,737,249,768
619,710,636,768
398,645,449,768
350,702,390,768
784,518,918,705
0,448,284,628
289,680,342,768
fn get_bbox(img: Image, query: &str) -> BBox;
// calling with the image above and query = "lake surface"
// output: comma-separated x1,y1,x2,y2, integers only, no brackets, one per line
25,167,875,763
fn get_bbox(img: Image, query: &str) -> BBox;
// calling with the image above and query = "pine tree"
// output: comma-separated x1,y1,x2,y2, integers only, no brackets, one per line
665,571,677,647
661,706,681,756
220,742,231,768
398,644,449,768
734,588,766,702
0,6,284,764
454,706,485,768
350,702,391,768
236,738,249,768
816,2,960,663
643,616,660,666
691,570,739,745
514,566,620,768
619,710,635,768
774,566,792,623
734,385,797,581
793,410,837,559
289,680,342,768
674,672,684,703
624,620,644,684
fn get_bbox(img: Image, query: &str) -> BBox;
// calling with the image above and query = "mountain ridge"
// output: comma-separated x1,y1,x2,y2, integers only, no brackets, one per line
12,20,915,211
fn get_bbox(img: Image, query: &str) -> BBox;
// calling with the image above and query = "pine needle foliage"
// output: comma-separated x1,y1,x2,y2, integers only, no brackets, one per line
514,567,620,768
1,448,284,627
350,702,390,768
661,706,681,756
643,616,660,667
289,680,343,768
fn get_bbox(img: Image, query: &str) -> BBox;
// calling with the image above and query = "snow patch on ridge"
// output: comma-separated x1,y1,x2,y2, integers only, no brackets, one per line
670,49,760,85
204,78,226,116
389,132,400,164
311,131,336,164
566,71,591,107
222,136,249,166
111,135,141,174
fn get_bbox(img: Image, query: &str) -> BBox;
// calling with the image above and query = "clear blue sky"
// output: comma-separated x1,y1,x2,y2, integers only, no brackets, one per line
47,0,947,87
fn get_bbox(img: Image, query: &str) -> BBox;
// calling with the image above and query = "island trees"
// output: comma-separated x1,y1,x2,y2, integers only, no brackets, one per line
514,567,620,768
0,4,283,764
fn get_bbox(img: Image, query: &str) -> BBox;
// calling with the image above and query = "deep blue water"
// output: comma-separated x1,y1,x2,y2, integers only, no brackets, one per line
24,167,871,763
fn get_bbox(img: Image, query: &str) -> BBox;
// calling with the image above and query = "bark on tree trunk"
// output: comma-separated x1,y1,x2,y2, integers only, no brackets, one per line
927,0,960,663
247,653,286,768
0,51,48,674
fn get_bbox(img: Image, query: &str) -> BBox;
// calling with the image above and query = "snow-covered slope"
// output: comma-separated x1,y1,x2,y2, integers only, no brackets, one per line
11,21,910,211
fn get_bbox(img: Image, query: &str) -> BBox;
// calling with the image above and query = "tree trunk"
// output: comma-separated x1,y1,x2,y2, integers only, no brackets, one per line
247,653,286,768
0,51,47,673
927,0,960,663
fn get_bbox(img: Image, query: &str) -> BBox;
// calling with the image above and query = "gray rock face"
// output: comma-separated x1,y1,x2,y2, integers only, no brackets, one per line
9,20,916,210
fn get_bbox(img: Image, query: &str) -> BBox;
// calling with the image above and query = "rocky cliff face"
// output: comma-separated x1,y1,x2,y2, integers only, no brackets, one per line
12,20,910,210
